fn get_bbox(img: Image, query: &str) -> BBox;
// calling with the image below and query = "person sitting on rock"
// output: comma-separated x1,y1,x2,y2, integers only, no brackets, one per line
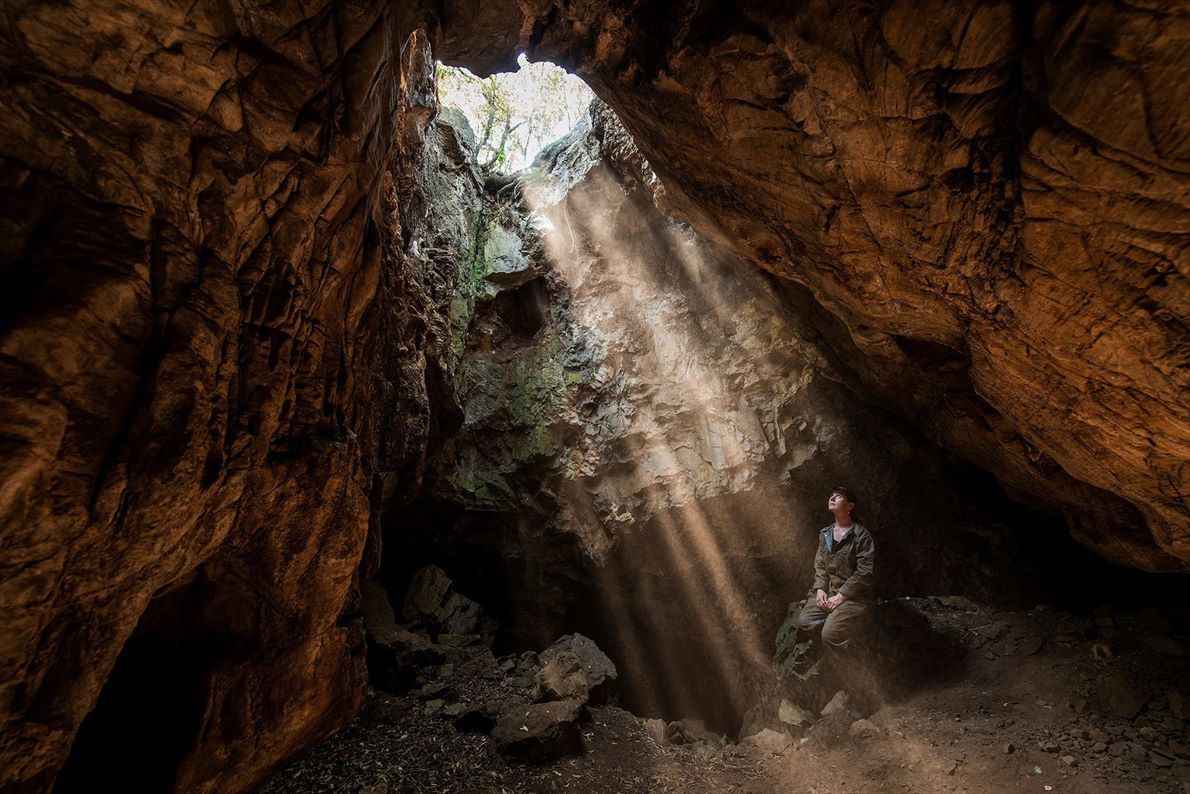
796,487,876,652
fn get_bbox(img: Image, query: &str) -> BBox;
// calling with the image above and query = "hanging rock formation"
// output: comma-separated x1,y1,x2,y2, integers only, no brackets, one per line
432,0,1189,571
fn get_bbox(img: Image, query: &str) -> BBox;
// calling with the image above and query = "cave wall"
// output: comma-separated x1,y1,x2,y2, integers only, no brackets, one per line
431,0,1190,571
0,5,456,791
398,100,1092,731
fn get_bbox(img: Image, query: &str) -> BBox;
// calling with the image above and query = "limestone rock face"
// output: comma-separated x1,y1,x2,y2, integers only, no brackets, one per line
429,102,862,560
433,0,1190,570
0,8,461,793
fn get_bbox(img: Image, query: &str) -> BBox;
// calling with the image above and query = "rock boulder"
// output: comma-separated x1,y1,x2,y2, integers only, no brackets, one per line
491,699,587,763
534,651,590,703
540,634,618,705
403,565,483,639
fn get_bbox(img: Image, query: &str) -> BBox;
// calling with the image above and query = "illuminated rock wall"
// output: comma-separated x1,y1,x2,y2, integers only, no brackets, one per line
435,0,1190,572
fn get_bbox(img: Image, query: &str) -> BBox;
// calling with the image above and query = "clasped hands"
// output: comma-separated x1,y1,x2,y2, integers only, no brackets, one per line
815,588,846,611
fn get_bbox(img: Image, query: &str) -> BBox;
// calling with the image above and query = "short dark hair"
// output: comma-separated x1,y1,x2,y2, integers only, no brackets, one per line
831,486,857,508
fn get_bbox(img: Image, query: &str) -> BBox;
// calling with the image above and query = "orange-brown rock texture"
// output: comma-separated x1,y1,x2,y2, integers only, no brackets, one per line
0,4,453,792
434,0,1190,571
0,0,1186,792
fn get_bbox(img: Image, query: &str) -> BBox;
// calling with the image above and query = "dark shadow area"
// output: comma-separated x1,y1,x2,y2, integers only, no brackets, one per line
465,276,553,355
54,575,220,793
492,276,550,344
890,334,968,375
375,495,589,662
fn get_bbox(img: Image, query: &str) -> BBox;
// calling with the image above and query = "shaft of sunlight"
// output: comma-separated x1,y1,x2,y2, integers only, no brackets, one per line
524,159,804,730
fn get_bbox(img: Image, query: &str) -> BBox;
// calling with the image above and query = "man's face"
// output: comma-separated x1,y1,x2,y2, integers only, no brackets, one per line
828,492,853,513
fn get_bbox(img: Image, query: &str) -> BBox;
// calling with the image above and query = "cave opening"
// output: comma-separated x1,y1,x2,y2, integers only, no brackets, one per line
436,55,594,173
54,572,223,793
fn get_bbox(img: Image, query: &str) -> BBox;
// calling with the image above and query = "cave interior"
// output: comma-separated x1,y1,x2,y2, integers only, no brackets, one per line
1,2,1187,792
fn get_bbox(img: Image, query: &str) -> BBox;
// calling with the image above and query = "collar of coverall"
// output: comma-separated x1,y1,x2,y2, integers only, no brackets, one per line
822,522,862,548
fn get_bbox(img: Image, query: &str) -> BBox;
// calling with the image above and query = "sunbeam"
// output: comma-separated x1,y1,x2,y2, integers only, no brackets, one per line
522,150,821,732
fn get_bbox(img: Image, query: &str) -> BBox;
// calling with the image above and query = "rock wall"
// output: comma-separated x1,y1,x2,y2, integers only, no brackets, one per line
431,0,1190,571
403,101,1088,732
0,7,456,792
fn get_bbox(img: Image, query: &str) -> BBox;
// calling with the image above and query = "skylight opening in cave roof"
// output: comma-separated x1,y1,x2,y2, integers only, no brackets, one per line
436,54,595,174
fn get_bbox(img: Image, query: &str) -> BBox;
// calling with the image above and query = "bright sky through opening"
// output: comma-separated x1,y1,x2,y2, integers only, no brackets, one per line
437,54,595,173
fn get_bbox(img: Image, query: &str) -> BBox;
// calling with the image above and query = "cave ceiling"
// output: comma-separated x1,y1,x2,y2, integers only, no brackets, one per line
429,0,1190,571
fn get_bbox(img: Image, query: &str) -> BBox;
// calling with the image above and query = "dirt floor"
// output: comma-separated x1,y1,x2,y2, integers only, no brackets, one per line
780,599,1189,793
259,599,1190,793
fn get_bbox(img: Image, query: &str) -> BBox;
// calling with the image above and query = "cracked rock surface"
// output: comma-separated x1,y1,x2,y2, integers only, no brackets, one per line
0,9,455,792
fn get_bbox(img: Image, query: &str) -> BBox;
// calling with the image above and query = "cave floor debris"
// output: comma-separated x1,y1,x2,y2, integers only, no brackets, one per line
259,598,1190,793
258,696,772,793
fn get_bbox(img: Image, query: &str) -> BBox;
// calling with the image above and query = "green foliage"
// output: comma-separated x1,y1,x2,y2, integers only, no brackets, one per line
447,209,496,366
437,56,593,173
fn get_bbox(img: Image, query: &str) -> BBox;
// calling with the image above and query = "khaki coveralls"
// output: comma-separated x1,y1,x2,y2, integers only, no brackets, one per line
797,522,876,649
